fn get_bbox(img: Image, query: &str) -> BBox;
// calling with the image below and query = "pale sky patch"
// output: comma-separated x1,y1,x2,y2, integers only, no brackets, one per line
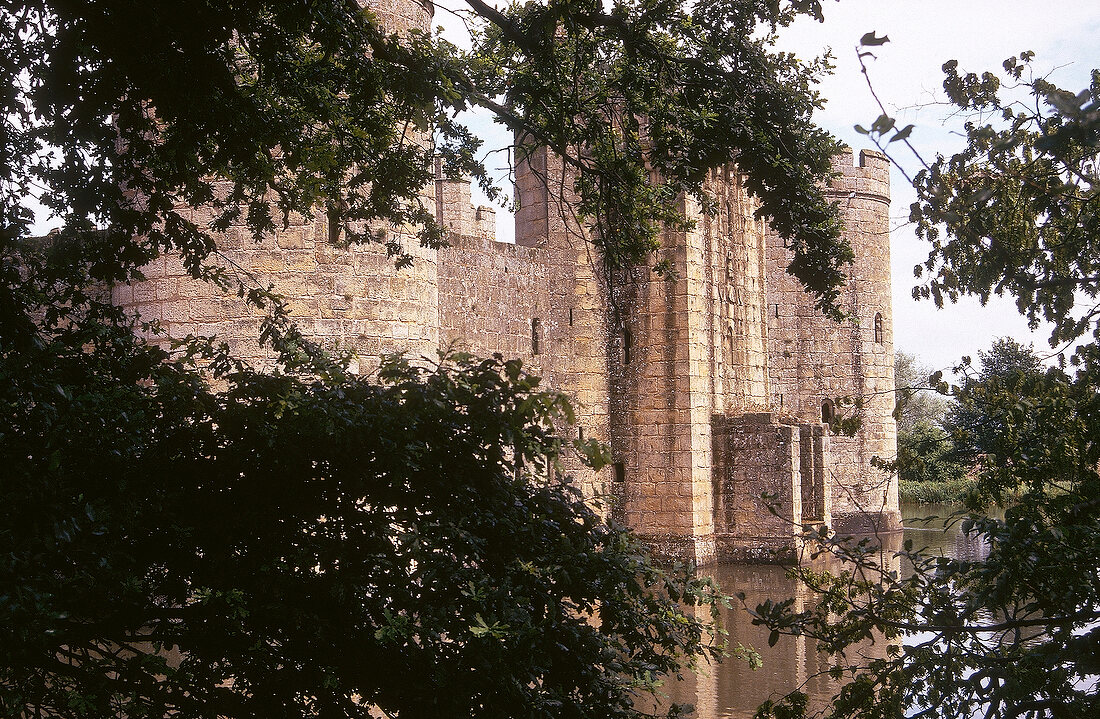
777,0,1100,372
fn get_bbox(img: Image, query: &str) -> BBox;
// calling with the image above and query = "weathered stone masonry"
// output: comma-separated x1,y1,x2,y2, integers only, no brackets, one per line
116,0,901,564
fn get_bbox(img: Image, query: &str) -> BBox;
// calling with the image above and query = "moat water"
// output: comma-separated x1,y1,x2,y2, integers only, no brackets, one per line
656,503,991,719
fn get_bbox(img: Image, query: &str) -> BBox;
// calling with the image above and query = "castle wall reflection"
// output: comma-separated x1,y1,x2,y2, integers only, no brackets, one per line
655,503,990,719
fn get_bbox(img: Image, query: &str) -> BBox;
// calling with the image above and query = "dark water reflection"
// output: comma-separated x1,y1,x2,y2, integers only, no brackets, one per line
656,562,849,719
658,503,992,719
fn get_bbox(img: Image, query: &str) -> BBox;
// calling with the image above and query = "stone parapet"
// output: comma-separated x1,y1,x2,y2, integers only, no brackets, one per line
826,147,890,203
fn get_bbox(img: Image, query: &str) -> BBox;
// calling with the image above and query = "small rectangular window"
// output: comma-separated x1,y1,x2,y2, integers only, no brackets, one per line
327,207,342,244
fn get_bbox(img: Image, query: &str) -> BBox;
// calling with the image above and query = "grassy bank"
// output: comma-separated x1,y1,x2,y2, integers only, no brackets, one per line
899,478,977,504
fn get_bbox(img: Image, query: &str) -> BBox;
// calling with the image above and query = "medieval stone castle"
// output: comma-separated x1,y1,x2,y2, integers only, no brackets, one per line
114,0,901,564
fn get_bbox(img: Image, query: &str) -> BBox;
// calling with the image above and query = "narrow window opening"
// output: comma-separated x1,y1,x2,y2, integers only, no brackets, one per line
531,317,541,355
774,303,779,318
327,207,342,244
874,312,884,344
569,308,574,326
623,328,632,365
578,426,585,441
821,400,834,424
613,462,626,484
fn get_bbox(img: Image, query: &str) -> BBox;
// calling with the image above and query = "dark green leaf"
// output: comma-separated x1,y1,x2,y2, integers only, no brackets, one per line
859,31,890,47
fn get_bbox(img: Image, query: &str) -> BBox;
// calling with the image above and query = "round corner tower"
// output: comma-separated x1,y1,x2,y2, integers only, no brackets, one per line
116,0,442,372
828,148,899,533
767,147,900,535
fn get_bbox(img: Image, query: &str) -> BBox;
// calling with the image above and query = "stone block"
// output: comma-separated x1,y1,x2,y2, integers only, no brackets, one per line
276,228,310,249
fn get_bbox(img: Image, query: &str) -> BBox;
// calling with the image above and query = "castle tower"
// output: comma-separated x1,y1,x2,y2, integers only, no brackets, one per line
608,149,900,561
606,189,719,565
766,148,900,534
115,0,442,371
111,0,902,557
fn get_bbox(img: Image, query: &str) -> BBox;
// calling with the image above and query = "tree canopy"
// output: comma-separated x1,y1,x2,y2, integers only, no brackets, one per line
891,351,966,497
755,50,1100,719
1,326,726,718
893,350,951,436
944,337,1047,469
2,0,849,316
0,1,851,718
912,55,1100,349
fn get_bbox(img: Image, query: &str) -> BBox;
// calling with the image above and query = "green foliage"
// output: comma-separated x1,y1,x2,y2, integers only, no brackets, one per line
754,691,808,719
468,0,849,313
910,57,1100,348
892,351,967,495
0,2,855,717
753,48,1100,719
2,0,849,319
944,337,1048,469
0,269,725,717
897,475,974,504
893,350,951,435
896,421,968,490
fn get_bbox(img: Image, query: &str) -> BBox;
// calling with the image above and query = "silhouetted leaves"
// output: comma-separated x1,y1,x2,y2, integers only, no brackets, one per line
1,340,725,719
859,31,890,47
759,55,1100,719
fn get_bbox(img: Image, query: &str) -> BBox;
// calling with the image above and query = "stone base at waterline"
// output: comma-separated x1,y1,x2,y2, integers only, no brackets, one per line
634,510,903,566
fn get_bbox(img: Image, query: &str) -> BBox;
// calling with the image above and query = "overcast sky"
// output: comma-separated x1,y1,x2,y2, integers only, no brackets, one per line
775,0,1100,372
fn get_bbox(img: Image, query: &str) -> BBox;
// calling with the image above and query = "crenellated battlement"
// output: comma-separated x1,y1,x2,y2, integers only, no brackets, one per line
434,160,498,241
826,147,890,204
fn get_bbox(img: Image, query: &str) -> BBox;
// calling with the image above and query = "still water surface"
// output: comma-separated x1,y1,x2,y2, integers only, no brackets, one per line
660,503,990,719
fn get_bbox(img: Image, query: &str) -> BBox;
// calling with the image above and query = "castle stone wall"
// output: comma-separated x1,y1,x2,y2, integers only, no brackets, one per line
115,194,440,373
610,236,708,561
534,150,613,505
711,413,803,556
367,0,433,37
765,148,899,534
701,167,771,414
112,0,900,556
437,237,549,363
609,167,773,565
828,148,898,531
